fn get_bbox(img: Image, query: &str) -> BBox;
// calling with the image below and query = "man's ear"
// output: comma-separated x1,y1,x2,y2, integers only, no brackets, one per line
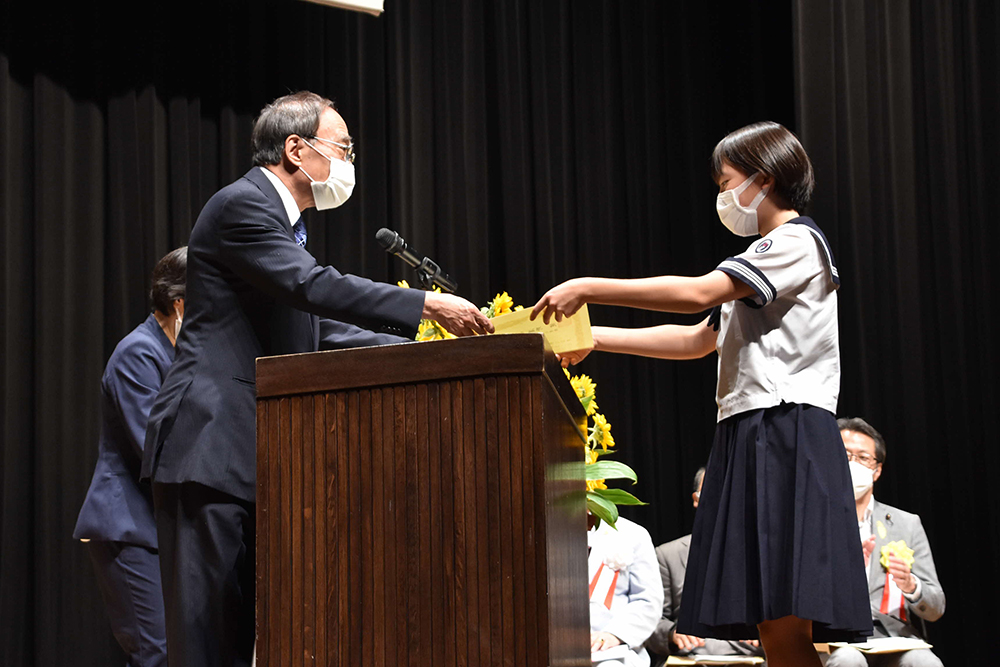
872,463,882,484
284,134,305,168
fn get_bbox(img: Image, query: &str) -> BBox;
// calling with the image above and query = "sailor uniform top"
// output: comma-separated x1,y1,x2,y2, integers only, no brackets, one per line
712,217,841,422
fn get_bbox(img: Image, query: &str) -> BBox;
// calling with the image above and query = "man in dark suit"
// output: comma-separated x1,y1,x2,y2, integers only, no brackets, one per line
141,91,491,667
828,418,945,667
74,247,187,667
646,467,765,666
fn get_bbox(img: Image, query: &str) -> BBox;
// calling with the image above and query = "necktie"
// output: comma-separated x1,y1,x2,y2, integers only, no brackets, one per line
293,217,307,248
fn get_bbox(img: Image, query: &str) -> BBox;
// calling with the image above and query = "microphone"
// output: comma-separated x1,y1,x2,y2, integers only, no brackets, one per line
376,228,458,293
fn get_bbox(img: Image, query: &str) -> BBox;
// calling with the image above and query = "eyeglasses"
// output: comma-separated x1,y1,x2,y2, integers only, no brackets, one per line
845,451,880,469
308,135,356,164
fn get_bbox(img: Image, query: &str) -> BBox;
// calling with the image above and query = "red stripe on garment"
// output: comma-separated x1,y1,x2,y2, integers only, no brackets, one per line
604,571,619,610
589,562,605,599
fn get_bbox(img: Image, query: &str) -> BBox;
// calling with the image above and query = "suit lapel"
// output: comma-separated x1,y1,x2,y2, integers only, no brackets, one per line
244,167,297,241
679,534,691,571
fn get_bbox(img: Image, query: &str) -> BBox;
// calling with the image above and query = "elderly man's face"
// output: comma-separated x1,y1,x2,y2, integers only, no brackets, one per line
841,429,882,484
300,108,353,183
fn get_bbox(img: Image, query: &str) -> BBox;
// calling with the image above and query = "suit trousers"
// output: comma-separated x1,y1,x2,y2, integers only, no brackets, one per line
826,647,944,667
153,482,256,667
87,540,168,667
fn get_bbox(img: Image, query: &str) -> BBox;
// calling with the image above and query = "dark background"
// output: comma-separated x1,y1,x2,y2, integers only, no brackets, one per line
1,0,995,664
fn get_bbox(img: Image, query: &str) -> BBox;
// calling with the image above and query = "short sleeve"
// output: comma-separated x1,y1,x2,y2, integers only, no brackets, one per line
716,233,817,307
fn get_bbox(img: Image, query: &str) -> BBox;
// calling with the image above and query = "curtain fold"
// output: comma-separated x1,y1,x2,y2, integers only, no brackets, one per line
795,1,999,664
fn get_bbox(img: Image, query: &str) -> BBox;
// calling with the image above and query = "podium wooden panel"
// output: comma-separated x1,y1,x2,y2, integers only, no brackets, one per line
255,334,590,667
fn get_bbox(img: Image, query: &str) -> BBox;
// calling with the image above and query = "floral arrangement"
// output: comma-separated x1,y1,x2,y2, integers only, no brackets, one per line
566,368,644,529
397,283,644,529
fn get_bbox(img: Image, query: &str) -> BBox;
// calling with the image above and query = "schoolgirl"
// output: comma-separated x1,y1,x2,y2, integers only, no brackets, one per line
531,122,872,667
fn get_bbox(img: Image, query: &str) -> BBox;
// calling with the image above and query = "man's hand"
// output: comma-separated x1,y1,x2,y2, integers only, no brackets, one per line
886,552,917,594
530,278,590,324
862,534,876,569
670,630,705,652
590,631,622,652
422,291,494,337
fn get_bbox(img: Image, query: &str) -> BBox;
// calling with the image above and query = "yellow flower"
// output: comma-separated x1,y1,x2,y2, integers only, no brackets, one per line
397,280,410,289
586,479,607,492
483,291,516,318
585,446,599,465
570,374,599,416
417,319,456,341
879,540,915,571
589,413,614,451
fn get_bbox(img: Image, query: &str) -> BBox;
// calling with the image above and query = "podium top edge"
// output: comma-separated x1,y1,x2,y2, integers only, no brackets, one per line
254,334,581,411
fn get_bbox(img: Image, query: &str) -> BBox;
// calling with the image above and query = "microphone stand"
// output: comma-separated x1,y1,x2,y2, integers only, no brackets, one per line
414,257,455,293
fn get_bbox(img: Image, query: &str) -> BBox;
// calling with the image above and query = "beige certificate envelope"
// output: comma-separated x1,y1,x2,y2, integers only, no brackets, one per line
489,304,594,354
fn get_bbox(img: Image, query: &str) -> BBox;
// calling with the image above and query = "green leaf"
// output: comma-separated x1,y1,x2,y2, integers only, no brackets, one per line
585,460,638,484
587,492,619,530
592,488,647,506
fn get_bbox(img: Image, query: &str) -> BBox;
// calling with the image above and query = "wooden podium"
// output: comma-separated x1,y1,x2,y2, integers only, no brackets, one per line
255,334,591,667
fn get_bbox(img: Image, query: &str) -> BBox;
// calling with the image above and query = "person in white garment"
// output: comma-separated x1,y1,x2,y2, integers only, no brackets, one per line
589,514,663,667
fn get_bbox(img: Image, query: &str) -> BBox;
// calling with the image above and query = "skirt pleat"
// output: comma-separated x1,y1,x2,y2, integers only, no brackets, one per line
677,403,873,642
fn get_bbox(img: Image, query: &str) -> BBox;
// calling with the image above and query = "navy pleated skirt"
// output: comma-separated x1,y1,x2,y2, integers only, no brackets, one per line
677,402,873,643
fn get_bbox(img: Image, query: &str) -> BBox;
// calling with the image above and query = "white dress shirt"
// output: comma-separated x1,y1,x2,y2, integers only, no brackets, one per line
258,166,301,229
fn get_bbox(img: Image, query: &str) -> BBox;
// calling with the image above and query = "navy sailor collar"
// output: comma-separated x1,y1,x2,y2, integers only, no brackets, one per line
786,216,840,287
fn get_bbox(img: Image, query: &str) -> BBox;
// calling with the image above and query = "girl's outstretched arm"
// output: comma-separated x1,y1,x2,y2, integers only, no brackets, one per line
531,271,754,323
559,316,718,367
594,317,718,360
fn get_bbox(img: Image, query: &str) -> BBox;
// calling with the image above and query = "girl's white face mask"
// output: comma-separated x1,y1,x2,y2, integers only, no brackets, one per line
848,460,875,500
717,172,769,236
300,139,356,211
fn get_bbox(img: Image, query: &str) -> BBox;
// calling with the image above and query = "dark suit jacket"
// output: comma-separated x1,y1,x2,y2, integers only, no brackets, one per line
867,500,945,639
141,167,424,502
74,314,175,548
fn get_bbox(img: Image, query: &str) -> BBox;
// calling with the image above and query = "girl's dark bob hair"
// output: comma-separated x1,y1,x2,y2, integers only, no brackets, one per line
711,121,815,213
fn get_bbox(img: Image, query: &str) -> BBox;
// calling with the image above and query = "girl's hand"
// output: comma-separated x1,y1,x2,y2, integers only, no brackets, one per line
530,278,590,324
556,347,592,368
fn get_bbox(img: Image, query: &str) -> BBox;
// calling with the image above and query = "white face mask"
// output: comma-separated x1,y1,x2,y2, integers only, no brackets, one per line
717,172,769,236
848,460,875,500
300,139,355,210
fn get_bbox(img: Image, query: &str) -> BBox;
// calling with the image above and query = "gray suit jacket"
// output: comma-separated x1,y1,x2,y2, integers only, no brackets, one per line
646,535,763,665
866,500,945,639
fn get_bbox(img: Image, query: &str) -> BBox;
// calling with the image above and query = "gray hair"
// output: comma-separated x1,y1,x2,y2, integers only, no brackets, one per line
693,467,706,494
251,91,337,167
837,417,887,464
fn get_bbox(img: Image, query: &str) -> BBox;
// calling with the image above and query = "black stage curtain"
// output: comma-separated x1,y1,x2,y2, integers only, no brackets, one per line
2,0,987,664
795,1,999,664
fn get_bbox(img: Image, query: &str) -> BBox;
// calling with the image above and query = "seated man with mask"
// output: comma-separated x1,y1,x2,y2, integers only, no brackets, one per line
829,418,945,667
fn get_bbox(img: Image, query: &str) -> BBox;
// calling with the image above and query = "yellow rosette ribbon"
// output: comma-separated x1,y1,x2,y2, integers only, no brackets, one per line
879,540,915,570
